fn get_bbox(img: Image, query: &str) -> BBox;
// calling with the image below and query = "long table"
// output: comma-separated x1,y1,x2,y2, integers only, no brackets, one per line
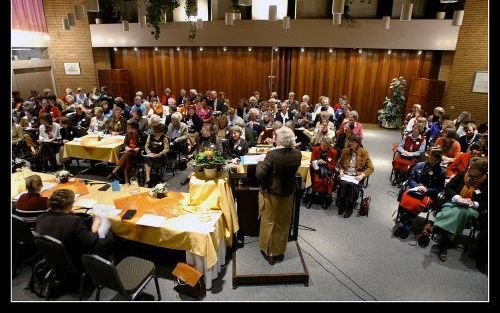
11,172,231,289
236,150,312,188
63,134,125,164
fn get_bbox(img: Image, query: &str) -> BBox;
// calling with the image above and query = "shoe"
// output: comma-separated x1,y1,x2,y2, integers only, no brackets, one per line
306,201,313,209
476,260,487,273
274,254,284,262
393,224,403,237
399,226,411,239
438,250,448,262
343,209,353,218
338,207,345,215
261,250,275,265
323,197,332,210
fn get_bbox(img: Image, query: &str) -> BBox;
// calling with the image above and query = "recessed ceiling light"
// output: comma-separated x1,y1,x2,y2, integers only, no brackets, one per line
177,47,181,51
113,47,118,51
154,47,158,51
223,46,227,52
300,47,305,53
387,49,392,54
418,50,423,55
248,47,252,52
133,47,138,52
329,48,334,53
274,47,279,52
358,48,362,54
199,47,204,51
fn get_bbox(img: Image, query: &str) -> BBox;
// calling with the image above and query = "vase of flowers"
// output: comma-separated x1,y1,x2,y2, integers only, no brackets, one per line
194,149,226,179
149,183,168,199
55,170,71,183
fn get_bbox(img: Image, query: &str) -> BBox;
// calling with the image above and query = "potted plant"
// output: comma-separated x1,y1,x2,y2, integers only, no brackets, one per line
378,76,407,129
194,149,226,179
149,183,168,198
55,170,71,183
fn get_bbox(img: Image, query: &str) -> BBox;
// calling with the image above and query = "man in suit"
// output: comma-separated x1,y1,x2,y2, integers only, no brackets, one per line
256,126,302,265
275,103,294,125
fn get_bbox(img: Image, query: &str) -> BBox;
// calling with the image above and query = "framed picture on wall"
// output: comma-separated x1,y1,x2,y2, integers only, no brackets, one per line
472,71,488,93
64,62,81,75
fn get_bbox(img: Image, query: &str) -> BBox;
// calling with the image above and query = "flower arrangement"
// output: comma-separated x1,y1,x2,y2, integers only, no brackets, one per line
55,170,71,183
194,149,226,169
150,183,168,198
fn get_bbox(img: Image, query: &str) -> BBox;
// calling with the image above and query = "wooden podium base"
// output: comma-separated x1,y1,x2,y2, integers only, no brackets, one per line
232,238,309,288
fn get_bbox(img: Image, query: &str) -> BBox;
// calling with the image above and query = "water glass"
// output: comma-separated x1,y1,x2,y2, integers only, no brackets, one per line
129,177,140,194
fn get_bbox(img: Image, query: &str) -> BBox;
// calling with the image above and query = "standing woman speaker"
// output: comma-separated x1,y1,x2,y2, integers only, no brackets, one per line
256,126,302,265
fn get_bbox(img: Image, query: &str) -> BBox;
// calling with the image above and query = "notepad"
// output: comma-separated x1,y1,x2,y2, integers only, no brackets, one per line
135,214,167,227
340,175,360,185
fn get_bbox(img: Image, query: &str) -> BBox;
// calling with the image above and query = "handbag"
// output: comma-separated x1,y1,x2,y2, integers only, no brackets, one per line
359,196,371,216
416,223,433,247
172,262,206,300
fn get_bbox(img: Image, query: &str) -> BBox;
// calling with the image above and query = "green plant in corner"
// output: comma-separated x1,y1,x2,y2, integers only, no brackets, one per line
378,76,407,128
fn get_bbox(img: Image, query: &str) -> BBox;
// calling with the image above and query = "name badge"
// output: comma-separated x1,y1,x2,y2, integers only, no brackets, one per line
238,146,242,151
328,158,332,162
475,189,481,194
429,171,433,175
416,141,419,145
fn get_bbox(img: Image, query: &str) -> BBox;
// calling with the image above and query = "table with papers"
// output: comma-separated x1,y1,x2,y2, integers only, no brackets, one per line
11,172,226,289
63,134,125,164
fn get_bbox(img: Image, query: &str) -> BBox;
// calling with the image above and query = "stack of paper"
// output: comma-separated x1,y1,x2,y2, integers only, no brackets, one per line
135,214,167,227
41,182,56,192
340,175,360,184
74,198,98,208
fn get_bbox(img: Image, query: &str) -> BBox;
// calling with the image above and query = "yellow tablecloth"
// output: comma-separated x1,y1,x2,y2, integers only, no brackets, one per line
188,172,239,247
63,135,124,163
11,172,225,269
236,151,312,188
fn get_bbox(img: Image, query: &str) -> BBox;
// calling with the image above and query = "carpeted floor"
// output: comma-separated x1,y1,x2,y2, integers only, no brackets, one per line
11,126,488,301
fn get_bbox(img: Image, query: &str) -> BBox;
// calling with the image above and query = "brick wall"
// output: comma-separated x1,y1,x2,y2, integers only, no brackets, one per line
442,0,488,124
438,51,454,83
43,0,98,97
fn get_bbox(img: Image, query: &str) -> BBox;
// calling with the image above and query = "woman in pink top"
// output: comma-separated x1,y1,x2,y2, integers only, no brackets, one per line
196,97,213,124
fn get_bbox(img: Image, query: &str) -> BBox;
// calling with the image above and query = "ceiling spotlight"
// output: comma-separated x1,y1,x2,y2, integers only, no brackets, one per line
133,47,138,52
274,47,279,52
248,47,252,52
358,48,362,54
176,47,181,51
199,47,204,51
387,49,392,55
223,46,227,52
300,47,305,53
418,50,423,55
154,47,158,51
329,48,334,53
113,47,118,51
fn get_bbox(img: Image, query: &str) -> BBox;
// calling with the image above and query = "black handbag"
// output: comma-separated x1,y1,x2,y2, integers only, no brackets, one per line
172,263,206,300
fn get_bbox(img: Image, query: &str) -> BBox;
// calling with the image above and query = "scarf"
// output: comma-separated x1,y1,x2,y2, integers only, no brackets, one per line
153,103,163,117
460,171,486,199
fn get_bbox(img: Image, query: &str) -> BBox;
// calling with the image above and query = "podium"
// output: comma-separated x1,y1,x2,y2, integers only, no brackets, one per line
229,170,309,288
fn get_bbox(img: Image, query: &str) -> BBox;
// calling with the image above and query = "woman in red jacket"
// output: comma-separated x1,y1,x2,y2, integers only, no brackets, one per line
306,137,338,210
447,133,487,180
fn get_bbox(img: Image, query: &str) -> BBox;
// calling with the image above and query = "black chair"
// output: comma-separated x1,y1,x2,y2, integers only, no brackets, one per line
304,168,339,210
81,254,161,301
31,231,86,300
12,215,38,277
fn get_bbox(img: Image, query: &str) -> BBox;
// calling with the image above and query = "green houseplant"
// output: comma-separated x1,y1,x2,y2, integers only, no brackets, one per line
194,149,226,179
378,76,407,129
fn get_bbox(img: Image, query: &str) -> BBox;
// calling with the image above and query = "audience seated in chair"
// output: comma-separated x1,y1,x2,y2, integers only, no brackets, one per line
143,123,170,187
105,107,128,135
392,124,426,186
458,123,481,153
434,127,461,167
166,112,189,159
107,120,147,184
15,174,49,220
58,117,77,170
393,147,445,239
306,137,338,209
38,113,62,171
36,189,114,274
88,107,107,133
311,120,335,147
433,157,487,263
336,135,374,218
447,134,487,181
223,125,249,171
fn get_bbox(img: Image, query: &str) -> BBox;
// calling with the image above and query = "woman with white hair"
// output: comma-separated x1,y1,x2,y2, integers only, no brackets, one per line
256,126,302,265
166,112,189,146
337,110,363,139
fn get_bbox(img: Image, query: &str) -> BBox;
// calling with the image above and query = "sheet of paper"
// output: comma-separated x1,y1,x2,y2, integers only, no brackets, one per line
135,214,167,228
340,175,360,185
240,154,266,165
89,204,122,217
41,182,56,192
97,216,111,239
113,135,126,141
74,198,98,208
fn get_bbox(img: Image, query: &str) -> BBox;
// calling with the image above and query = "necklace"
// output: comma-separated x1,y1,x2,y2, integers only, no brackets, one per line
466,135,476,145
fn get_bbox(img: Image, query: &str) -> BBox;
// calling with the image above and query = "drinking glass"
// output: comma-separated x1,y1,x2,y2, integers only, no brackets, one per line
129,177,140,194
